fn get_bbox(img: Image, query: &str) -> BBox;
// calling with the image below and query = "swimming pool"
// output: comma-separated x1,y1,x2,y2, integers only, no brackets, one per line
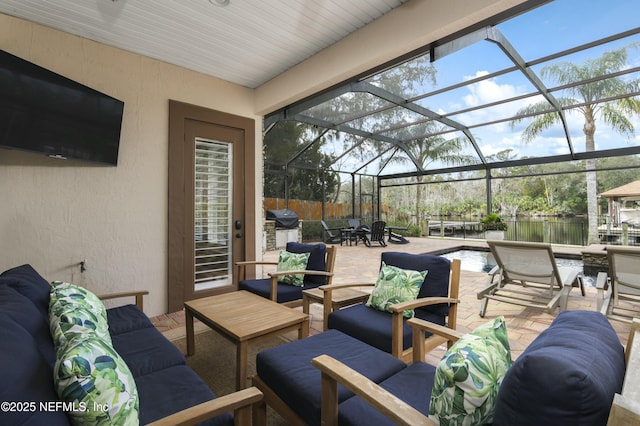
440,249,595,286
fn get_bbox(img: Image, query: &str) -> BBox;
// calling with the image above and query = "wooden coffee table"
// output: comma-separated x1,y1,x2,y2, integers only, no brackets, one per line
302,287,370,329
184,291,309,390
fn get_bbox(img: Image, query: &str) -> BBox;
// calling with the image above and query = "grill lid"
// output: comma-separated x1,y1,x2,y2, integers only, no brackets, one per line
266,209,299,229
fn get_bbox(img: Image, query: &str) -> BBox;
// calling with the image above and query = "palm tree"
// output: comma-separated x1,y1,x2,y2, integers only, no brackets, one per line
393,126,474,232
512,45,640,244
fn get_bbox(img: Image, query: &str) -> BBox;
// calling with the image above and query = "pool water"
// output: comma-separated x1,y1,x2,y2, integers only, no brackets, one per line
441,249,595,287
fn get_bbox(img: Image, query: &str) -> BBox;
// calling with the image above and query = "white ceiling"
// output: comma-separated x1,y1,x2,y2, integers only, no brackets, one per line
0,0,408,88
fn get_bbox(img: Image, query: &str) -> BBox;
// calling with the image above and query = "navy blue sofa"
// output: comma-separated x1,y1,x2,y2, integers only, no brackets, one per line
255,310,626,425
0,264,261,425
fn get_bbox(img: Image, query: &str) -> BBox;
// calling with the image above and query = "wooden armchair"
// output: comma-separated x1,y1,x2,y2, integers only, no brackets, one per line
322,252,460,361
312,317,460,426
237,243,336,307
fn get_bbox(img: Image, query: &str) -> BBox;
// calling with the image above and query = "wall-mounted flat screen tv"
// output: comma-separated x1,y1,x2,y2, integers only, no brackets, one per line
0,49,124,165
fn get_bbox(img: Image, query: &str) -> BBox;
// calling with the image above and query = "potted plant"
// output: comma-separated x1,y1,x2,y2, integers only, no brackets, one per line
481,213,508,240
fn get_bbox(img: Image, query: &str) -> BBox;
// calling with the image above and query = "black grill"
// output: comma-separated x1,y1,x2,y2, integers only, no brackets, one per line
266,209,299,229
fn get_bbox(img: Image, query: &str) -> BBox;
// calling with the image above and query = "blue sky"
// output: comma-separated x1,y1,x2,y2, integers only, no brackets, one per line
311,0,640,176
415,0,640,167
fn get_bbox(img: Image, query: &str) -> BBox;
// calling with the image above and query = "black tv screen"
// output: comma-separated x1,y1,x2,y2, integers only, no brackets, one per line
0,49,124,165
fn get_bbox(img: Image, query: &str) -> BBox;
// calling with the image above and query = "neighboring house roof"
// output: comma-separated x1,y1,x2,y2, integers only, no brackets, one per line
600,180,640,199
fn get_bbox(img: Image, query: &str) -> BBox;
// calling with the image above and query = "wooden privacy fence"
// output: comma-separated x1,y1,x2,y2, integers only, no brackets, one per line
264,198,384,220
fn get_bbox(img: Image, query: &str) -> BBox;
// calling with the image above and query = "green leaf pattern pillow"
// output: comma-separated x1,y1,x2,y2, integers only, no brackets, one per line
48,281,140,425
49,281,111,347
429,316,512,426
277,250,311,286
365,262,427,318
55,337,139,425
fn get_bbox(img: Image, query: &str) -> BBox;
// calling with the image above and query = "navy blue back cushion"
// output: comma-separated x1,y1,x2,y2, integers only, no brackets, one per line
493,310,625,426
381,252,451,316
286,242,327,285
0,317,70,426
0,264,51,319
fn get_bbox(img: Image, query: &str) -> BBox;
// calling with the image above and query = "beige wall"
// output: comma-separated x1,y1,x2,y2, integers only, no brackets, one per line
0,0,527,316
0,14,261,316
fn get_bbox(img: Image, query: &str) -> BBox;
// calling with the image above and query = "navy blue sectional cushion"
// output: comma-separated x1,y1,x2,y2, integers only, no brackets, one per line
0,317,69,426
107,303,155,335
0,264,51,320
256,329,406,426
493,310,625,426
338,362,437,426
111,326,186,377
0,285,57,365
381,252,451,316
328,303,444,353
136,365,232,426
239,278,307,303
286,242,327,285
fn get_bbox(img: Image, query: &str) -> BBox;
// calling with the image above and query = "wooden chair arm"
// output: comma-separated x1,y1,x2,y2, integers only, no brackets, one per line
147,386,263,426
387,297,460,359
407,317,464,361
268,270,334,278
265,270,335,302
318,282,375,291
98,290,149,311
235,260,278,282
388,296,459,313
311,354,436,426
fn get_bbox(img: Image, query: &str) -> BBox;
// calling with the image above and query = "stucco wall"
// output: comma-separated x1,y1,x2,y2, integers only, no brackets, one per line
0,14,261,316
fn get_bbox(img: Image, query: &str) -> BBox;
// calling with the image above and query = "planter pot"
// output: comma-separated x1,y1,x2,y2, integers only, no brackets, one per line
485,230,505,240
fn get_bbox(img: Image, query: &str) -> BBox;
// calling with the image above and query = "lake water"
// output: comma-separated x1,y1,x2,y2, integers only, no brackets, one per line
441,249,595,287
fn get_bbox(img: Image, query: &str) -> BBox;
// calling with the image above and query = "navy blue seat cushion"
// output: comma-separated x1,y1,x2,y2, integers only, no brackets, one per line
493,310,625,426
239,277,312,303
136,365,232,426
0,317,69,426
285,242,327,286
111,326,186,377
338,361,437,426
328,303,444,353
0,264,51,320
381,252,451,316
256,329,406,426
107,303,155,335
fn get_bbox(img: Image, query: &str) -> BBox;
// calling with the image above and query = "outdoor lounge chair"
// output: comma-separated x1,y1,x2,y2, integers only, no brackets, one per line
323,252,460,361
596,245,640,323
477,240,584,317
236,242,336,307
321,220,344,245
359,220,387,247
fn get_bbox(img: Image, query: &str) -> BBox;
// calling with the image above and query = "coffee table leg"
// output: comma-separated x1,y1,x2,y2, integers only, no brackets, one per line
237,340,249,390
185,308,195,356
299,316,310,339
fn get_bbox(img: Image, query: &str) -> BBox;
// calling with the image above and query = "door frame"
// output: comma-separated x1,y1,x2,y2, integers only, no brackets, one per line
168,100,256,313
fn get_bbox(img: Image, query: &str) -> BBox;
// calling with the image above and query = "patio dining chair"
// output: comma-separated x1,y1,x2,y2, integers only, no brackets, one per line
322,252,460,361
477,240,584,317
236,242,336,307
596,245,640,323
